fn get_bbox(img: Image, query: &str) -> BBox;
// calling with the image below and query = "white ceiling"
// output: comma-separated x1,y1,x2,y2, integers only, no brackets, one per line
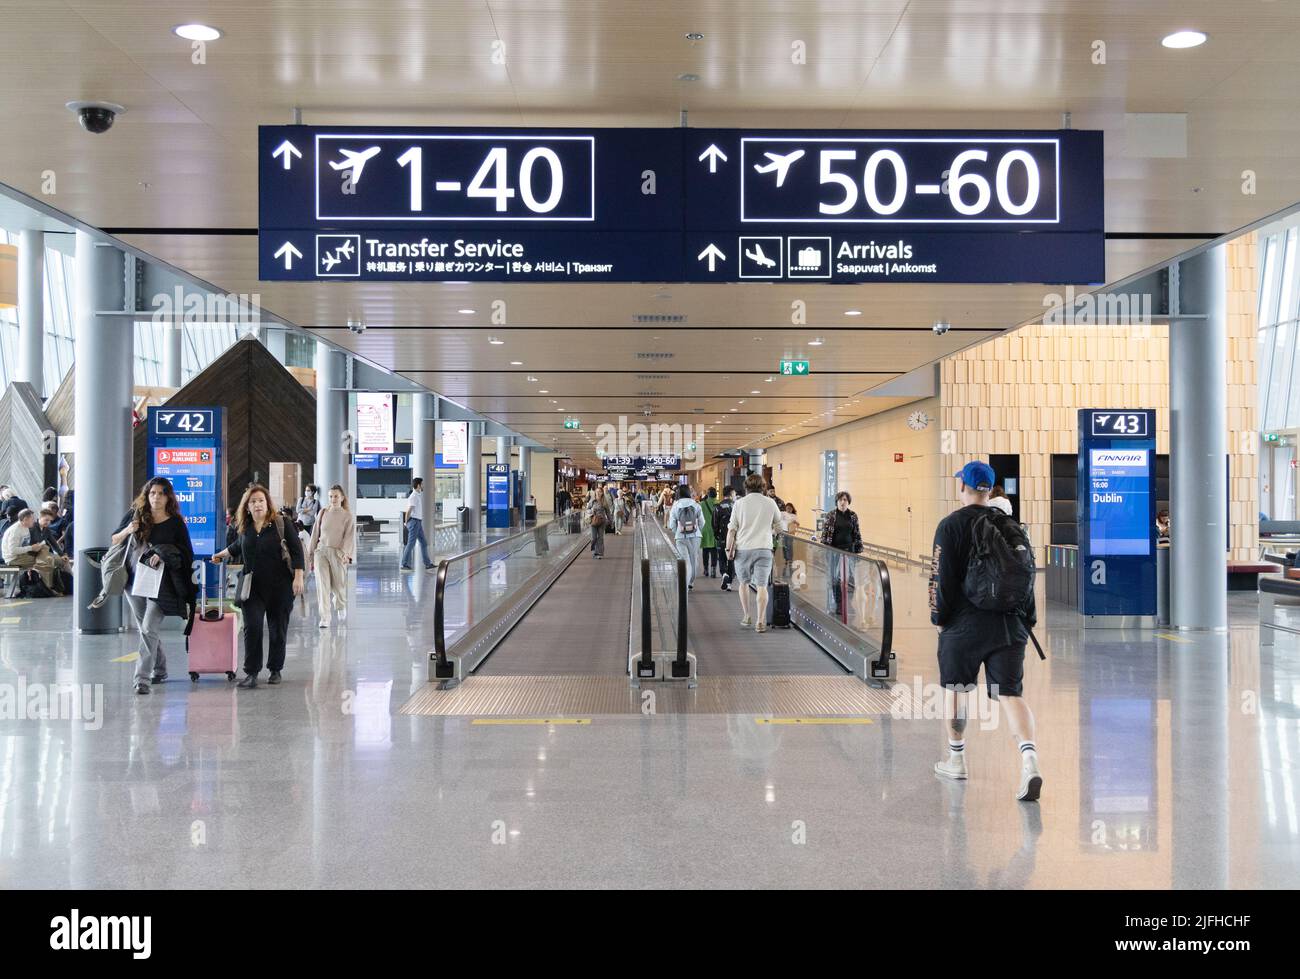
2,0,1298,467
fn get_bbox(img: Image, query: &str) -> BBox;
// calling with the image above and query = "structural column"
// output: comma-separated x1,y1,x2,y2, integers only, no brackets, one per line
315,345,348,493
16,228,44,396
496,436,510,467
74,231,131,631
518,445,531,511
412,392,435,526
162,321,183,388
1169,245,1228,631
464,423,482,529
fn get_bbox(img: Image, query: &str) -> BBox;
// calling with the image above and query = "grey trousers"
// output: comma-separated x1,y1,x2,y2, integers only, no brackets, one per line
125,594,168,683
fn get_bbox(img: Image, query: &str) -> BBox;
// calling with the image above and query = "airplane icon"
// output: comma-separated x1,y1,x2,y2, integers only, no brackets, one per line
329,146,381,184
752,149,805,187
159,412,174,425
744,242,776,268
321,239,355,271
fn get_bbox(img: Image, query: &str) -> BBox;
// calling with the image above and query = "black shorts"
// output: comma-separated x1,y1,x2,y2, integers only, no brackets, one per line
937,639,1025,698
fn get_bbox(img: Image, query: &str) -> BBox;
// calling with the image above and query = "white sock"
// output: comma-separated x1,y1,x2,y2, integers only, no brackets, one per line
948,739,965,758
1019,740,1038,764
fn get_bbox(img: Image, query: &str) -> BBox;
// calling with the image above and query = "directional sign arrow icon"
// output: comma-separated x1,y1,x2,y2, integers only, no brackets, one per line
697,144,728,173
795,362,808,374
274,241,303,270
272,139,302,170
696,243,726,271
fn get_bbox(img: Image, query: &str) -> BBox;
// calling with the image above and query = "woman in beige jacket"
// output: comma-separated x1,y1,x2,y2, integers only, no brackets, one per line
308,484,356,627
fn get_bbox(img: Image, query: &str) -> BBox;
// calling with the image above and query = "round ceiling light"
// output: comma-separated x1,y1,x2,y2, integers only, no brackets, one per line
1161,30,1207,48
488,336,504,345
173,24,222,41
844,309,862,316
458,308,476,314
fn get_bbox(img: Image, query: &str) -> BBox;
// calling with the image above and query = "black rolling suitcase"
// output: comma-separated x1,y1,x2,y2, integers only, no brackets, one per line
769,581,792,628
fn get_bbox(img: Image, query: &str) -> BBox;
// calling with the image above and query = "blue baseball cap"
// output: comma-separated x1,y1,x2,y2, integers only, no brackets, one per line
954,461,996,491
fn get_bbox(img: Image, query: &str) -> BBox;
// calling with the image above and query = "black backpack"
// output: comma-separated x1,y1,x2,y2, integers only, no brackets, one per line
962,508,1034,615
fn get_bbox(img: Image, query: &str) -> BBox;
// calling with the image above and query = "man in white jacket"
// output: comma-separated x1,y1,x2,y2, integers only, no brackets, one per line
2,510,64,592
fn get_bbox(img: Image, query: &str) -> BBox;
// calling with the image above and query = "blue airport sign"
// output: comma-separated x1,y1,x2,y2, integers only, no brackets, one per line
260,126,1103,285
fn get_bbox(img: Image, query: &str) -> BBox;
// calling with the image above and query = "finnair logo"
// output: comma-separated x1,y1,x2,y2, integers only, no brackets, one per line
1092,450,1147,466
49,909,151,959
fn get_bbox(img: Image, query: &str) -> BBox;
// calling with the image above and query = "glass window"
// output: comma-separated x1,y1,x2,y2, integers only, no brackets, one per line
1260,234,1280,323
1266,321,1297,431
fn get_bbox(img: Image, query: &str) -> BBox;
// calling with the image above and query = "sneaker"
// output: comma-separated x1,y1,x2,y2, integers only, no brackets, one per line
134,681,150,695
756,622,767,633
1017,755,1043,802
318,620,329,629
267,671,282,685
934,754,968,780
236,674,258,689
721,583,730,592
399,566,414,573
740,615,752,628
150,672,167,684
337,609,347,623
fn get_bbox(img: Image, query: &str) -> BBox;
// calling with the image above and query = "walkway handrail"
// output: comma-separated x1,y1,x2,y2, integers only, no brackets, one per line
646,514,689,673
635,513,653,675
431,516,567,680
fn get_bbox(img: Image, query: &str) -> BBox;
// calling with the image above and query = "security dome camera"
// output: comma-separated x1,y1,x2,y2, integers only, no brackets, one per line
932,320,951,336
347,318,367,335
66,101,125,134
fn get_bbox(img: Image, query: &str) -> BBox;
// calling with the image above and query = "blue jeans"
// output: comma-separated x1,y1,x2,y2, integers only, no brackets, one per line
401,518,432,569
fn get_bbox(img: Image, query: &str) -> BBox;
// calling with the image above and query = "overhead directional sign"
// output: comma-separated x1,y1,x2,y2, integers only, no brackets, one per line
260,126,1104,284
781,359,811,376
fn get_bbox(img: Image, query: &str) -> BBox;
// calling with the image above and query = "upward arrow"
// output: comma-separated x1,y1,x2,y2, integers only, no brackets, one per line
697,144,728,173
696,243,726,272
274,241,303,270
272,139,302,170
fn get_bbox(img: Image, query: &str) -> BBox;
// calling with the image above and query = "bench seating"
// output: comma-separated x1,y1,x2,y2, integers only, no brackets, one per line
0,566,21,598
1259,574,1300,644
1228,560,1281,591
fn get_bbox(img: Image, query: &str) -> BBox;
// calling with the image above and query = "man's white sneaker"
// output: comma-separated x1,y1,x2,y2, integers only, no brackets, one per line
739,616,752,628
1017,755,1043,802
934,754,968,780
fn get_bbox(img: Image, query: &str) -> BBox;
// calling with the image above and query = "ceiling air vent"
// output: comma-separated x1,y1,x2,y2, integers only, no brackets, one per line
635,373,669,380
636,391,663,397
632,314,687,323
635,352,674,360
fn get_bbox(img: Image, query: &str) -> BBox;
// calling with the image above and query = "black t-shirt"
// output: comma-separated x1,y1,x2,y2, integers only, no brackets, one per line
929,504,1036,652
229,518,305,599
831,516,855,551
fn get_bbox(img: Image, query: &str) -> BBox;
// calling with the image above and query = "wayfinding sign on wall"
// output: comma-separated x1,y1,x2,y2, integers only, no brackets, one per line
260,126,1103,285
1077,409,1157,618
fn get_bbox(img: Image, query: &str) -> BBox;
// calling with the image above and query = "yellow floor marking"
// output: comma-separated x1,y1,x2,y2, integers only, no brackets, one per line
471,718,592,726
110,652,141,663
755,717,875,726
0,617,19,625
0,600,31,608
1154,632,1192,644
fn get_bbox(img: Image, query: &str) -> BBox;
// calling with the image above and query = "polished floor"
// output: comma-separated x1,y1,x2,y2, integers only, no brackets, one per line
0,529,1297,889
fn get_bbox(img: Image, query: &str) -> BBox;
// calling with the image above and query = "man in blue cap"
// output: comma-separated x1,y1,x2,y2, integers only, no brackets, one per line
929,460,1042,802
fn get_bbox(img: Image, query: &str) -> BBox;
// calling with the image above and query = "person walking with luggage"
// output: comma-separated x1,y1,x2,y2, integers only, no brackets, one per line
308,484,355,628
700,486,719,578
930,461,1042,802
667,484,704,590
725,474,782,632
820,491,863,619
779,503,800,573
110,477,197,694
586,491,611,559
399,477,434,572
212,484,305,688
713,486,736,590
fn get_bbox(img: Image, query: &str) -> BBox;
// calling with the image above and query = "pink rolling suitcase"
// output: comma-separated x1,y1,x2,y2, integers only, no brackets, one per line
187,563,239,682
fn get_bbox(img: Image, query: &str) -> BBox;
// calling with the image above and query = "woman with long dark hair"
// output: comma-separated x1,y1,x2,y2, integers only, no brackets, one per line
212,484,305,687
110,477,196,695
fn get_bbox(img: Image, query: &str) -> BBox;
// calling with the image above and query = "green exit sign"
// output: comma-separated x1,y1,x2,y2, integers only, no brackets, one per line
1264,432,1281,442
780,359,811,376
564,417,581,430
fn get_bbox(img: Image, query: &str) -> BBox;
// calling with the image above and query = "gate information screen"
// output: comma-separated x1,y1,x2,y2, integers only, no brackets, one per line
1088,449,1152,556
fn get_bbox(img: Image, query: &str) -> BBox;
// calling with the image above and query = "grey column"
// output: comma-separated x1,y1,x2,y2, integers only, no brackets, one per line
17,229,44,395
1170,636,1230,887
496,436,510,467
412,392,435,525
315,345,348,492
518,445,531,509
464,423,481,527
162,322,183,388
74,231,130,631
1169,246,1228,631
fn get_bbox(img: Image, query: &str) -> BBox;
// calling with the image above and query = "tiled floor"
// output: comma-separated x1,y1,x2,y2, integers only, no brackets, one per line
0,532,1296,889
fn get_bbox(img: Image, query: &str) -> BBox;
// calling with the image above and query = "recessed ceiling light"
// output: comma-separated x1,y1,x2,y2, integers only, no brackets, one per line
527,376,539,382
173,24,222,41
509,360,523,365
539,389,549,394
677,73,699,82
808,337,825,346
458,308,476,314
488,336,504,344
1162,30,1207,48
750,390,760,394
730,408,738,412
685,32,704,41
844,310,862,317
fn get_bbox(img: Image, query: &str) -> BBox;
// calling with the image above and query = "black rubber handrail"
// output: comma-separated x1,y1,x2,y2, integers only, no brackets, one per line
432,516,567,680
646,514,690,676
636,514,653,675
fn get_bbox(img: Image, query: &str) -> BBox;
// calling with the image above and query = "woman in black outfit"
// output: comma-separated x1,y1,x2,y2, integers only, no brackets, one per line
110,477,197,694
819,490,864,618
213,484,305,688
